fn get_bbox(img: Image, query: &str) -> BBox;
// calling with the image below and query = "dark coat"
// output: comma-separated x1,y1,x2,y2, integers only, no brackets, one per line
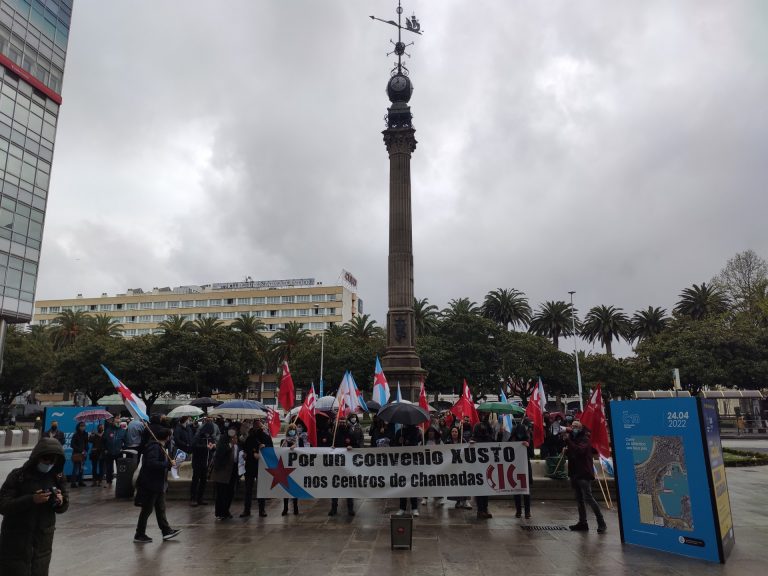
173,423,194,454
243,429,273,475
212,436,240,484
395,425,422,447
136,441,171,494
103,422,125,456
69,429,88,456
43,429,64,446
0,438,69,576
88,432,105,461
472,420,494,443
565,431,596,481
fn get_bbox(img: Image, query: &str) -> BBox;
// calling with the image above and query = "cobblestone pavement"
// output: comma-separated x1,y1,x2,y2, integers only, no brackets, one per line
2,451,767,575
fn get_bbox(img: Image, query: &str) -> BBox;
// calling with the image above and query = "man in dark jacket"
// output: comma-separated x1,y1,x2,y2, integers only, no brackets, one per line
395,424,423,516
241,420,273,517
472,413,495,519
133,428,181,543
43,421,65,445
329,416,361,517
190,418,217,506
0,438,69,575
564,420,607,533
103,416,126,487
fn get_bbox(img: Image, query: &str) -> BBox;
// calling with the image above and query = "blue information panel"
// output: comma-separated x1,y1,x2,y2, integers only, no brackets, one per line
609,397,733,563
43,406,106,479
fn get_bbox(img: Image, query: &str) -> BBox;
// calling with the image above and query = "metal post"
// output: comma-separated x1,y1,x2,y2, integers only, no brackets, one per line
320,329,325,389
568,291,584,412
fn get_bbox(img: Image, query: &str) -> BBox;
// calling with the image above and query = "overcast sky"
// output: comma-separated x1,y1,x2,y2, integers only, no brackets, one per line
36,1,768,357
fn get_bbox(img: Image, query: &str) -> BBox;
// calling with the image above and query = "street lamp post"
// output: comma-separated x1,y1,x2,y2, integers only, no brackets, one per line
568,291,584,412
315,305,325,396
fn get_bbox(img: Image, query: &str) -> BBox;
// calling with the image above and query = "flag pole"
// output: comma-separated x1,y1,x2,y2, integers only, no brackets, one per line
593,460,610,508
142,421,172,463
599,459,613,509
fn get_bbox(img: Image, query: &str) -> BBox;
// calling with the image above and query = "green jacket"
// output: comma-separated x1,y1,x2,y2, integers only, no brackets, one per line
0,438,69,576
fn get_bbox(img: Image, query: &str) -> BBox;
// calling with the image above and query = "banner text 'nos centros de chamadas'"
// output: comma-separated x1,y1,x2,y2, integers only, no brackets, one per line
257,443,530,499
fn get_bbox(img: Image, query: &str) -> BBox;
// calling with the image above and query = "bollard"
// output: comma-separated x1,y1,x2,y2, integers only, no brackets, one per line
5,429,22,448
390,514,413,550
22,428,39,446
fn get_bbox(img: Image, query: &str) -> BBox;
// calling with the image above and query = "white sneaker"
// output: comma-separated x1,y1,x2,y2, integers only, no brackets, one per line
396,509,405,516
413,510,420,517
435,497,444,505
463,502,473,510
421,497,428,505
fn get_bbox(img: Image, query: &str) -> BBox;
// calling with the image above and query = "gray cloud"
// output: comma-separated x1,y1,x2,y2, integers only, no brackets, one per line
37,1,768,357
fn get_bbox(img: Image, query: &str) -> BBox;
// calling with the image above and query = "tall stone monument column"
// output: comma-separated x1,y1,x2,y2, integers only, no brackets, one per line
375,3,427,401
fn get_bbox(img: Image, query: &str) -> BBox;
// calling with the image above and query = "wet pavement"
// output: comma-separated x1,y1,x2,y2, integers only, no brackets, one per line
1,449,767,575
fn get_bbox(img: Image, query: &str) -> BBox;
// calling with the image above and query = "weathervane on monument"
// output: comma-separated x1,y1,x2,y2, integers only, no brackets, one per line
371,1,428,401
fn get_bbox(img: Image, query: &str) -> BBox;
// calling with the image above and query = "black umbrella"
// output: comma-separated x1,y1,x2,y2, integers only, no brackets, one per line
366,400,382,412
190,397,222,408
377,402,430,426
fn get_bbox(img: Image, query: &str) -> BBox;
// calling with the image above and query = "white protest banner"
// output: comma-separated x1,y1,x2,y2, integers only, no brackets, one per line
256,443,529,499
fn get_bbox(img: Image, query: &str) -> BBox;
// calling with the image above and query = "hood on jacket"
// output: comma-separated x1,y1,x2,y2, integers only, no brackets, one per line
25,438,66,472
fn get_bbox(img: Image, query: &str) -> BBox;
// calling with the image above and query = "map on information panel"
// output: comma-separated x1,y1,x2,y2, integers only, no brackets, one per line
630,435,693,531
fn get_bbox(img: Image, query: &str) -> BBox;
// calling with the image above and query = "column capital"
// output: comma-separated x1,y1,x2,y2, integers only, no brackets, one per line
383,127,417,155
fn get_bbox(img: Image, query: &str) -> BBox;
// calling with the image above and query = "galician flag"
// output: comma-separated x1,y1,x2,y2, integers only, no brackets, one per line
396,382,403,402
101,365,148,421
336,371,365,417
372,357,390,405
499,388,514,436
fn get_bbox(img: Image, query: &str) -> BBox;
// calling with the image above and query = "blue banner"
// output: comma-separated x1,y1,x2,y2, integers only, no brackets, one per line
609,397,726,563
43,406,106,479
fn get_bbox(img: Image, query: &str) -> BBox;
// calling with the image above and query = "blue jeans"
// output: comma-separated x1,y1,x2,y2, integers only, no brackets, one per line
71,458,84,484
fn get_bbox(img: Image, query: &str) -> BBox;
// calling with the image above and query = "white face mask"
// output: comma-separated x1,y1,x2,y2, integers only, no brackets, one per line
37,462,54,474
228,429,237,438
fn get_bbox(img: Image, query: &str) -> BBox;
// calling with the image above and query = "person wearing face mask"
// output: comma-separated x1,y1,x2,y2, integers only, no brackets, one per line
103,416,126,488
172,416,194,480
88,425,106,487
133,428,181,543
563,420,607,533
44,421,65,445
212,425,241,520
280,423,304,516
69,422,89,488
329,414,361,517
240,419,272,518
0,438,69,575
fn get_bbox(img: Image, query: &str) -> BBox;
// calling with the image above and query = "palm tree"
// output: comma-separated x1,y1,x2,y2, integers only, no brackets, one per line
324,323,346,338
49,309,91,348
230,314,266,338
343,314,384,340
580,305,630,356
88,314,123,337
193,316,225,336
674,282,729,320
158,314,193,335
630,306,669,343
482,288,532,330
441,298,480,320
528,300,574,349
272,321,311,361
413,297,439,337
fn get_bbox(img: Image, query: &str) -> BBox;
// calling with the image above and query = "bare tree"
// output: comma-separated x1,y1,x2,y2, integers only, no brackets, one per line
713,250,768,312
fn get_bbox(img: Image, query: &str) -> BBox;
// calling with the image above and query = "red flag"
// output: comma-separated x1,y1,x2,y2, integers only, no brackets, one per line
266,408,281,437
580,383,610,457
298,384,318,447
418,378,430,433
524,383,545,448
278,359,295,410
449,379,479,427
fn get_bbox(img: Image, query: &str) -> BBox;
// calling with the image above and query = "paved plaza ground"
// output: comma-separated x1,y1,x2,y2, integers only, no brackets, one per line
1,446,767,576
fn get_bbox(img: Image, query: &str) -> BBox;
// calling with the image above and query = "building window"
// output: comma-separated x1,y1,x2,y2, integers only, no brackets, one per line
296,295,310,303
99,304,111,311
269,310,278,318
280,309,294,317
168,301,179,309
88,304,97,311
209,299,221,306
310,322,325,330
224,298,234,306
281,296,295,304
237,298,250,305
253,297,265,304
181,301,193,308
313,307,323,316
126,316,136,323
126,303,138,310
312,294,324,302
154,315,166,322
49,306,60,313
140,302,152,310
39,306,48,313
195,300,207,307
139,315,152,322
222,311,235,319
266,296,280,304
250,310,264,318
327,293,337,301
153,301,166,309
297,309,309,317
115,303,124,310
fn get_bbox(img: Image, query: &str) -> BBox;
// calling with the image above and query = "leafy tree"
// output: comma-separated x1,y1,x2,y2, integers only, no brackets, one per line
53,334,123,405
713,250,768,313
673,282,729,320
193,316,225,336
272,321,310,361
158,315,194,335
343,314,384,340
482,288,531,330
230,314,266,339
441,298,480,320
324,324,345,338
528,300,574,349
580,353,642,399
413,297,439,337
0,326,54,406
88,313,124,337
630,306,670,344
580,305,630,356
49,309,91,348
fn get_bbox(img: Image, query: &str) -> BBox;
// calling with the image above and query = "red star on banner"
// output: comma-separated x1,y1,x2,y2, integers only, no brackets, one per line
266,456,296,490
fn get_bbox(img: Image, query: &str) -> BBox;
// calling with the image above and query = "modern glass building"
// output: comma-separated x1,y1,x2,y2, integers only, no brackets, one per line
0,0,70,334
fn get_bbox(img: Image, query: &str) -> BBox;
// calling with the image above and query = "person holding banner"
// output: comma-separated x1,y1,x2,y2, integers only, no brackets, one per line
280,424,304,516
444,426,472,510
472,413,495,519
563,421,607,534
510,419,533,519
395,424,423,517
190,418,217,506
212,426,241,521
240,420,272,518
329,417,360,517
